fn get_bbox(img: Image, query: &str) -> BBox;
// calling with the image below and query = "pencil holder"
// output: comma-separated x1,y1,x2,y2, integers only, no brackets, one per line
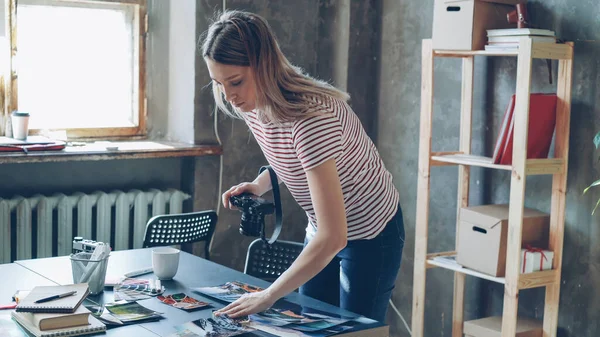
70,252,110,295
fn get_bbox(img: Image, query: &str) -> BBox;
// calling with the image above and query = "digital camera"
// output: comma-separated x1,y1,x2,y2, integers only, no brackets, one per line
229,193,275,237
72,237,102,254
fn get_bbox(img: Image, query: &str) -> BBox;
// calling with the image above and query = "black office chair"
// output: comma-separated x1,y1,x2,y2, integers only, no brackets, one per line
244,238,304,282
142,210,217,260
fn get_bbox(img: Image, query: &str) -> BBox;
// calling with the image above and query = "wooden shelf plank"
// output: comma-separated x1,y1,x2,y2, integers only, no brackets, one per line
532,43,573,60
431,153,510,170
518,270,559,290
434,43,573,60
434,49,518,57
426,251,457,269
427,256,506,284
0,141,223,164
430,153,564,175
427,255,558,289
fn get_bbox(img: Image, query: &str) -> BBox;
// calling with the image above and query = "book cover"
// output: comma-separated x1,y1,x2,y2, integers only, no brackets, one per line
11,311,105,337
492,95,516,164
499,93,558,165
488,35,556,44
16,284,90,314
23,305,91,331
487,28,556,37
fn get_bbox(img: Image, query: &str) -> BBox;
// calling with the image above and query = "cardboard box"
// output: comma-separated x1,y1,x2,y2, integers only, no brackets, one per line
432,0,523,50
464,316,542,337
456,204,549,277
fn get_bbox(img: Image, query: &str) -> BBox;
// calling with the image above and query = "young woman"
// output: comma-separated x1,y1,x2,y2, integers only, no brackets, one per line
203,10,405,323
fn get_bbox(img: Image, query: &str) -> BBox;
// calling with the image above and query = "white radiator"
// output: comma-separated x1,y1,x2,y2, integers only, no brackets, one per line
0,189,191,263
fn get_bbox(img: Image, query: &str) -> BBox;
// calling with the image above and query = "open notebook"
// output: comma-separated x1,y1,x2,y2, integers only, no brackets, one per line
16,284,90,314
11,311,106,337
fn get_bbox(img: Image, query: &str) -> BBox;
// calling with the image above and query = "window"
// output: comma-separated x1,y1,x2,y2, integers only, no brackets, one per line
3,0,147,138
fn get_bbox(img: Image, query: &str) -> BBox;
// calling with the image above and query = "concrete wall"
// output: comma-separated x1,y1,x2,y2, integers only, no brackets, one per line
194,0,320,266
379,1,600,336
4,0,600,336
194,0,386,269
0,1,187,199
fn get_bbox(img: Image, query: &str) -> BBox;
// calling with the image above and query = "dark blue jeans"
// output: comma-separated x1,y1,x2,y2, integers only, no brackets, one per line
299,205,405,322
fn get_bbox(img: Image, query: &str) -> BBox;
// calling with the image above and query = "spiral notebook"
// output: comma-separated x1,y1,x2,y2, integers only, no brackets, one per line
11,311,106,337
16,284,90,313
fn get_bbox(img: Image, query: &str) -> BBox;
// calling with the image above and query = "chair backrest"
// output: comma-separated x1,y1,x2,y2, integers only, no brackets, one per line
244,238,304,282
143,210,217,260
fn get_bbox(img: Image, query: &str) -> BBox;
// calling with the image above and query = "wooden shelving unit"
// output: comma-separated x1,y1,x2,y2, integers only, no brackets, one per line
411,37,574,337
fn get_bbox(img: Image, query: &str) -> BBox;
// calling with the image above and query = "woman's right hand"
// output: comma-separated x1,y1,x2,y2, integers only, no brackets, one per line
222,182,262,209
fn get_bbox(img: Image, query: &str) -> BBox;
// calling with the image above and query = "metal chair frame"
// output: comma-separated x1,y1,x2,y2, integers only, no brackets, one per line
142,210,217,260
243,238,304,282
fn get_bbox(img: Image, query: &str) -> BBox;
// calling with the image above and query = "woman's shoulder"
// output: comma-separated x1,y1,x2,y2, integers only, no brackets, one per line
299,93,348,116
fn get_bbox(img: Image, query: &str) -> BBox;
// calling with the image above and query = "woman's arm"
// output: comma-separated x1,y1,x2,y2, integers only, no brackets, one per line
215,158,347,317
252,168,281,196
265,158,347,298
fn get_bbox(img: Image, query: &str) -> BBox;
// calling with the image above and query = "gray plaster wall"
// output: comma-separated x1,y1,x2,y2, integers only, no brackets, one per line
198,0,600,336
2,0,599,336
0,1,186,198
194,0,386,269
379,1,600,336
194,0,320,266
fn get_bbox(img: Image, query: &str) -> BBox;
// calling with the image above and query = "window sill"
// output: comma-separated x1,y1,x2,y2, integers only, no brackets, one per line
0,140,223,164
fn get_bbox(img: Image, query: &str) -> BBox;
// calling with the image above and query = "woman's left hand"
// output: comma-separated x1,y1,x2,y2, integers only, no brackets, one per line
214,290,277,318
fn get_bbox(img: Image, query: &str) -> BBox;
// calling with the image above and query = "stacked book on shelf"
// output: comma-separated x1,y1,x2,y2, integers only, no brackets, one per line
11,283,106,337
492,93,558,165
485,28,557,52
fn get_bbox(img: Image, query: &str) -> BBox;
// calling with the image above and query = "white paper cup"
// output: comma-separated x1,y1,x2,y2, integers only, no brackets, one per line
152,247,180,280
11,111,30,140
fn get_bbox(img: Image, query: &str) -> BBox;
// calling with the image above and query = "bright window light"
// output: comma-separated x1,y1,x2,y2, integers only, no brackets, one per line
17,1,139,130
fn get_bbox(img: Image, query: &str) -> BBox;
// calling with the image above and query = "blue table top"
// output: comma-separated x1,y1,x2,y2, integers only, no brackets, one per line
12,248,387,337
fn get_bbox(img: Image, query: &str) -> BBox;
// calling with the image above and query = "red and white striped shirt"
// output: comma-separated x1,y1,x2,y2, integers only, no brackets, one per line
243,95,399,240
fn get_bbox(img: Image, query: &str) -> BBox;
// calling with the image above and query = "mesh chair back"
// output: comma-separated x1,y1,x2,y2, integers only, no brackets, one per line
143,210,217,259
244,238,304,282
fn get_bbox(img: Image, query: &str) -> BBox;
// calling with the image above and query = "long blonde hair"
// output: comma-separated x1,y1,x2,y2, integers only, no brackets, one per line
200,10,349,124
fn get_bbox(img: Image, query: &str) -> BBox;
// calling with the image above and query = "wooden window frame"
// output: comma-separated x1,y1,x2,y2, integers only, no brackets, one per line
2,0,148,139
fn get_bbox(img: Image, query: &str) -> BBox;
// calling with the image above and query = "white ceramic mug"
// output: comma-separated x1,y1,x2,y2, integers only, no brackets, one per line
11,111,30,140
152,247,180,280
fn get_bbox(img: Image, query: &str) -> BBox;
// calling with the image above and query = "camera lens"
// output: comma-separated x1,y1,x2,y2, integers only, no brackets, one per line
239,212,263,237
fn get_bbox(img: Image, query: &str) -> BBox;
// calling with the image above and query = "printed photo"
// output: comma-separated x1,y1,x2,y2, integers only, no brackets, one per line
192,281,264,303
114,278,164,301
172,315,254,337
104,301,163,323
157,293,211,311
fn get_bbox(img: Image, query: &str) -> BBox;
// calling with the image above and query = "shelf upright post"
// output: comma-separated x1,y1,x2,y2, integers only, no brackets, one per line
411,38,435,337
453,54,474,337
501,36,534,337
543,42,574,337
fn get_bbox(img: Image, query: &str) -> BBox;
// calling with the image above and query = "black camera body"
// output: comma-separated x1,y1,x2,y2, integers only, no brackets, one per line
230,192,276,237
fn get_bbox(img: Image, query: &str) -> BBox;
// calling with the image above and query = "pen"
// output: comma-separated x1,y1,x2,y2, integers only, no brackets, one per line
34,291,77,304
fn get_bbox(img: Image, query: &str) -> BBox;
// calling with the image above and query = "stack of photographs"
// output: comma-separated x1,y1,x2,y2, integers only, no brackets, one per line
170,315,254,337
189,281,365,337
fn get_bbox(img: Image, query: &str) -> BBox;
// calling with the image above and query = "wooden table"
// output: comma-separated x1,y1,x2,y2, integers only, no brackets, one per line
6,248,388,336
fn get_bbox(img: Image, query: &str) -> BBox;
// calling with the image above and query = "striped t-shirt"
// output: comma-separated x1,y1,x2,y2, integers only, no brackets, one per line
242,95,399,240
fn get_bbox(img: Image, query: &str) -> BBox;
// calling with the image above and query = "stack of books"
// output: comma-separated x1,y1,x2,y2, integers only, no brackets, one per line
11,283,106,336
485,28,557,52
